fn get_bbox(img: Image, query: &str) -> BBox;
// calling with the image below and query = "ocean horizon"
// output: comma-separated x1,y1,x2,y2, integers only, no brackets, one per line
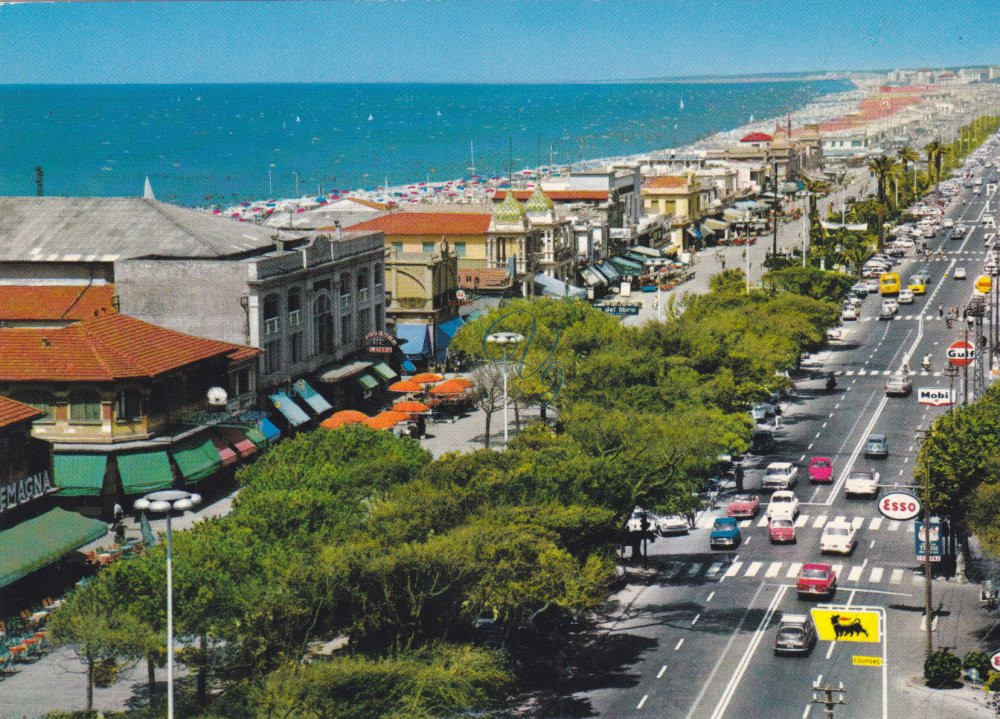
0,79,853,207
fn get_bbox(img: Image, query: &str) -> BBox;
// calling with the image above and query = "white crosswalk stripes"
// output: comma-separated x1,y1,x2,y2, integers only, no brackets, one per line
869,567,884,583
785,562,802,579
659,558,941,588
869,517,883,531
756,516,769,528
744,561,763,578
687,562,703,577
765,561,782,578
848,566,864,582
725,561,743,577
831,564,844,577
890,569,904,584
795,514,809,528
851,517,864,530
812,514,828,529
738,519,751,528
706,562,724,578
888,520,901,532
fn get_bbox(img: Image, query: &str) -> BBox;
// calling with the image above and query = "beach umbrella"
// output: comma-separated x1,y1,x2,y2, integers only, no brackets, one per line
521,169,534,175
392,400,431,414
411,372,444,384
212,209,222,215
296,207,306,213
429,380,473,396
388,380,424,393
320,410,369,429
231,212,241,218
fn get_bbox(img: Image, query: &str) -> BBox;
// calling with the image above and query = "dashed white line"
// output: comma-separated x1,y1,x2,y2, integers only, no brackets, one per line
706,591,715,602
691,613,701,626
675,638,684,651
799,453,806,462
657,665,667,679
802,705,812,719
637,694,649,710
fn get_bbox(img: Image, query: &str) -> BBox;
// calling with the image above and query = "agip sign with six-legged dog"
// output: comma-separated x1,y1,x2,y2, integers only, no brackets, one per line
810,607,881,643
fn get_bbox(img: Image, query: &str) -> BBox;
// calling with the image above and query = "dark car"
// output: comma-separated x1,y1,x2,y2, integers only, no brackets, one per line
773,614,818,655
750,428,775,454
864,433,888,459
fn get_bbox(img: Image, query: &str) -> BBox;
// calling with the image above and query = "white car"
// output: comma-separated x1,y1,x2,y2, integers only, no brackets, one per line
863,278,880,293
944,218,955,229
897,288,914,304
766,490,800,519
955,267,967,280
845,469,881,498
841,305,858,321
626,507,658,533
656,514,690,536
762,462,799,491
820,520,857,555
881,298,899,314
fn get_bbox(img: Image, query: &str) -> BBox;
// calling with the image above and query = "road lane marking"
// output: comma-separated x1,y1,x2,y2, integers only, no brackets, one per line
888,520,900,532
664,562,683,579
870,540,876,549
675,638,684,651
813,514,828,528
825,394,891,504
832,563,844,577
890,569,904,584
802,705,811,719
757,516,769,527
687,562,703,576
706,563,723,579
637,694,648,710
706,591,715,602
691,613,701,626
745,561,763,578
657,665,667,679
795,514,809,527
739,520,751,528
848,566,864,582
822,422,828,428
852,517,864,530
726,561,744,577
870,567,884,583
786,562,802,578
834,515,847,523
765,561,782,578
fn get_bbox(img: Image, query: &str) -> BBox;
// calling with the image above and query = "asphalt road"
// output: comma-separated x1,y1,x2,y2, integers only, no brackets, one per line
555,148,1000,719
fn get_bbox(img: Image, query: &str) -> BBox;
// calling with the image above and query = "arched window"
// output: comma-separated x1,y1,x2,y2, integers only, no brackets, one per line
357,268,369,290
263,293,281,336
116,389,143,422
10,389,55,424
68,390,102,424
313,293,334,355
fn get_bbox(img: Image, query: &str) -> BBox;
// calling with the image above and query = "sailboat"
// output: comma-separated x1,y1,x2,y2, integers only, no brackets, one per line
749,114,754,122
679,99,685,111
367,114,374,122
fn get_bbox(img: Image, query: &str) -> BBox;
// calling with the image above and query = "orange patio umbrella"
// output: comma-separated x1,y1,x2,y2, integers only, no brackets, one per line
445,377,474,388
411,372,444,384
392,400,431,414
428,378,474,396
320,410,369,429
388,380,424,393
364,411,409,430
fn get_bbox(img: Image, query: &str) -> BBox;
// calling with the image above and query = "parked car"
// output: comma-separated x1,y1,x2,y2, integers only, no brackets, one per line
863,278,880,293
850,282,869,297
773,613,817,655
762,462,798,491
766,490,800,519
841,305,858,321
864,433,888,459
845,469,880,499
750,403,777,421
709,517,741,549
727,494,760,519
808,456,833,483
750,428,775,454
626,507,657,533
797,563,838,599
845,293,863,307
820,519,857,555
885,376,912,396
768,517,797,544
656,514,690,536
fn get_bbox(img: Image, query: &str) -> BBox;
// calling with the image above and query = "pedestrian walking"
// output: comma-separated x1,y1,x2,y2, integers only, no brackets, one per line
720,256,726,269
938,304,944,318
773,415,781,430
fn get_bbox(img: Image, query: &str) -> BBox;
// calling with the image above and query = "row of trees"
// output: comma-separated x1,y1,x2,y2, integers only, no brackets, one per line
48,270,847,718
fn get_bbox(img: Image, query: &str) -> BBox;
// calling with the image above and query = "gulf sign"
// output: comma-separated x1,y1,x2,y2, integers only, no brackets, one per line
878,491,921,521
810,608,881,643
947,340,975,367
917,387,955,406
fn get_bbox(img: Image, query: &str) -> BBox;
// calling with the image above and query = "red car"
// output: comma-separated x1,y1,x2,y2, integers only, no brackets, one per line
727,493,760,519
768,517,797,544
808,456,833,483
797,563,837,598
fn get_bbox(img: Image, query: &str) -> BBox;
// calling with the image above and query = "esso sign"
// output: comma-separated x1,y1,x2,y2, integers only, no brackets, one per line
878,491,921,521
947,340,975,367
992,650,1000,671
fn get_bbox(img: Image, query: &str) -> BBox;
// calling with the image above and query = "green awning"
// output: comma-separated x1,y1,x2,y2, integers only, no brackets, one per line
0,508,108,588
53,454,107,497
170,436,222,483
117,451,174,495
357,373,379,391
243,426,269,447
372,362,398,381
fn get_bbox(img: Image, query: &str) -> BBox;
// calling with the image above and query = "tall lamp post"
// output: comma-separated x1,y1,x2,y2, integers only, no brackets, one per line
268,163,276,197
133,490,202,719
485,331,525,445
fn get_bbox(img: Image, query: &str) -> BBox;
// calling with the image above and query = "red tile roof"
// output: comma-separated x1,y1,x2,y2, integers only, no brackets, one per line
0,285,116,322
740,132,774,143
492,189,609,202
642,176,690,190
347,212,492,236
0,396,43,428
0,313,259,382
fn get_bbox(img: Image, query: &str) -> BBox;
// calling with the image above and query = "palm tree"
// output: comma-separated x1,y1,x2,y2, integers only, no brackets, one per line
924,141,944,186
838,232,875,278
802,178,831,218
897,146,919,195
865,155,897,251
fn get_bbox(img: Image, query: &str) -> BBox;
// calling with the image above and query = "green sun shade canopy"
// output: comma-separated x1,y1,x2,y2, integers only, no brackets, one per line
53,454,107,497
0,508,108,588
170,436,221,483
117,451,174,495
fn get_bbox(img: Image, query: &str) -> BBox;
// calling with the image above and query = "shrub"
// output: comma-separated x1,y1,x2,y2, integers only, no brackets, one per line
924,648,962,687
984,670,1000,692
964,649,991,679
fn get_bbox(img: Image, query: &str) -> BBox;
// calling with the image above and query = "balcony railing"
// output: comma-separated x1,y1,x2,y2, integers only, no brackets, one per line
358,287,370,304
264,317,279,336
288,309,302,327
340,294,352,312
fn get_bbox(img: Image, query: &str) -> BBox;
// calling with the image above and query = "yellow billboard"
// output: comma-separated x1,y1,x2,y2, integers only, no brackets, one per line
810,608,881,643
852,655,883,667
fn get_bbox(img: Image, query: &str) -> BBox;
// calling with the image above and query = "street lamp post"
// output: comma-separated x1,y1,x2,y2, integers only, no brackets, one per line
268,163,276,197
133,490,202,719
485,331,525,445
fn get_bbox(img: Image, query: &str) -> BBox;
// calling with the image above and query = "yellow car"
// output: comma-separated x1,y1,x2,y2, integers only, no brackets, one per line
908,281,926,295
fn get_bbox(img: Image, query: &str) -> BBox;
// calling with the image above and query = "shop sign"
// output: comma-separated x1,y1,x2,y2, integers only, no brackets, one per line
365,330,398,354
0,469,53,514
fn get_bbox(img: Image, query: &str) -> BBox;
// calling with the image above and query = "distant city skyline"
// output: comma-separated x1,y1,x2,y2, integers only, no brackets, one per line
1,0,998,84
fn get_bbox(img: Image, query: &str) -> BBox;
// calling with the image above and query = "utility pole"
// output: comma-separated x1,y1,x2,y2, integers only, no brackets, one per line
810,681,846,719
964,320,970,406
771,159,780,261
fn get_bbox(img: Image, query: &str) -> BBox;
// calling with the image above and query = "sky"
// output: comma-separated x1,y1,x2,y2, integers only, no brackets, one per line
1,0,998,84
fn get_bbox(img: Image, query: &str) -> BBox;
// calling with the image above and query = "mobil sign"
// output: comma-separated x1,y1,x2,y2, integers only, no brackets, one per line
947,340,975,367
917,387,955,406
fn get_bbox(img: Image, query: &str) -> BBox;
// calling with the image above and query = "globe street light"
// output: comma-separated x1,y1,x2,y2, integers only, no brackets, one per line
133,490,201,719
485,331,525,445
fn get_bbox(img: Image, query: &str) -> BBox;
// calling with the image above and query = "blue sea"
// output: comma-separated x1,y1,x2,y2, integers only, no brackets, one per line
0,80,852,207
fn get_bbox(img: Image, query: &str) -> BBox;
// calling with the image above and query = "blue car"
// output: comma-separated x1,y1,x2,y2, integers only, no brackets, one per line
710,517,741,550
864,433,888,459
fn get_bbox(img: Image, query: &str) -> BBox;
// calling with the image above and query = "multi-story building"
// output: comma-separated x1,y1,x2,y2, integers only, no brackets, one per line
641,174,701,252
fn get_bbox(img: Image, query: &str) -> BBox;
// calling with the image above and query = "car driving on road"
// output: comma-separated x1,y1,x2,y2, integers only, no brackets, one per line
727,494,760,519
808,456,833,483
955,267,967,280
656,514,690,536
762,462,798,491
773,614,817,655
885,376,913,396
845,469,880,499
766,490,800,520
864,433,888,458
820,520,857,555
709,517,741,549
768,517,797,544
797,563,837,599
